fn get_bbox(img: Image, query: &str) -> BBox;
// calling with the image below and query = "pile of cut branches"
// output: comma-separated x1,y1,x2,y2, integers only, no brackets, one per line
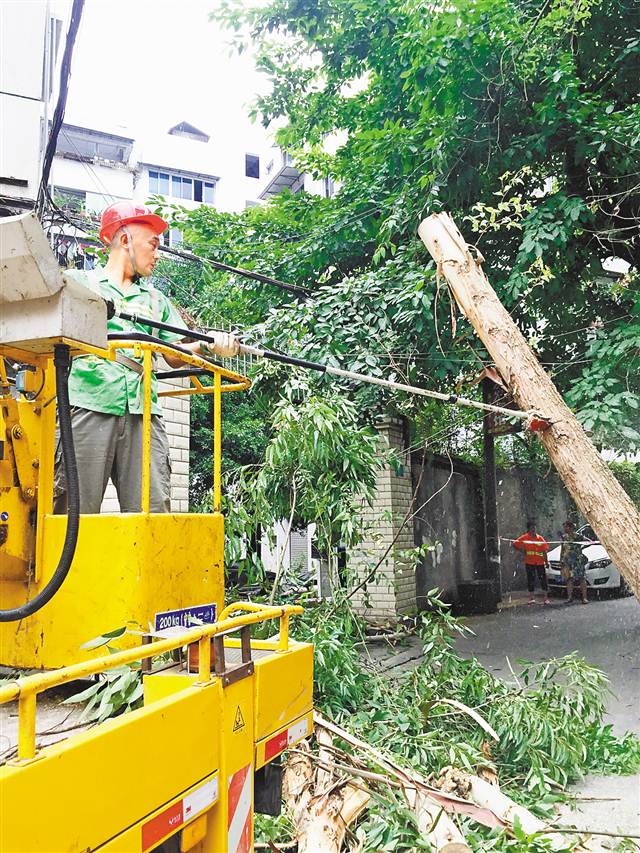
256,591,640,851
276,713,582,851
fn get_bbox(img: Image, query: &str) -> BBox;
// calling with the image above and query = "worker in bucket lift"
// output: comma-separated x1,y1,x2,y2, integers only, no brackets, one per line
512,519,550,605
53,201,239,515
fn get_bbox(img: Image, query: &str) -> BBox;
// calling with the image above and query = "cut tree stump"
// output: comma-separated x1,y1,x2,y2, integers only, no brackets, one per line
282,738,370,853
418,212,640,598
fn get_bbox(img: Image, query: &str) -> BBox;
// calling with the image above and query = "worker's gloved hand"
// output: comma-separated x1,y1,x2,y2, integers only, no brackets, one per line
201,331,241,358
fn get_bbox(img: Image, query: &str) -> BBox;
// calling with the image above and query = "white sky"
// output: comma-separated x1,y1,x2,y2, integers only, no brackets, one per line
60,0,273,150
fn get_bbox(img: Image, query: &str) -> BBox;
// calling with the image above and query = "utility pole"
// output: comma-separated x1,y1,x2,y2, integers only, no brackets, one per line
482,379,501,601
418,212,640,598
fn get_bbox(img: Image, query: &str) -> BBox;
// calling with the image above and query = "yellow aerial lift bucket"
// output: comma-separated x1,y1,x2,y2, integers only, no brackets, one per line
0,214,314,852
0,338,250,669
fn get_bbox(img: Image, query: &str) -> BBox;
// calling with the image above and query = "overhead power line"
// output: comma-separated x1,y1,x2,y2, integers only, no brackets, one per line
36,0,85,216
39,207,312,299
160,244,311,298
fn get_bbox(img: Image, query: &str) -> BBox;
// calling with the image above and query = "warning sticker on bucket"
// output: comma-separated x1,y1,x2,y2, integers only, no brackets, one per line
154,603,217,633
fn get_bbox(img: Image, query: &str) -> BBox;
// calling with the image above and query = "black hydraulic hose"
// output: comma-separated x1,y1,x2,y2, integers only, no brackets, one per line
107,332,200,360
155,368,211,380
0,345,80,622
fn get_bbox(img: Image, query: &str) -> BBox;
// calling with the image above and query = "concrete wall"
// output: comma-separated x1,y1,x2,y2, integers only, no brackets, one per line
496,467,574,594
51,157,134,207
0,1,49,202
411,454,575,601
351,417,578,619
411,455,486,605
0,97,44,201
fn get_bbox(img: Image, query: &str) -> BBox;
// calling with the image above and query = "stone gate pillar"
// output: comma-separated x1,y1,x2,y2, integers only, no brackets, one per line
350,417,416,621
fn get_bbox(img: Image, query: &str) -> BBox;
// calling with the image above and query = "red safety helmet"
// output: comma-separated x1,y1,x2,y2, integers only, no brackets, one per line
99,201,168,245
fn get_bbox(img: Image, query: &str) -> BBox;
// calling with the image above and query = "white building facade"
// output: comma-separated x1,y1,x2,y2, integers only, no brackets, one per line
0,2,64,212
49,118,272,229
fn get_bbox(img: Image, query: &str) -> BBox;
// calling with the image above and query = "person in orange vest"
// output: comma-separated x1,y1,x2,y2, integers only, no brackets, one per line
512,520,550,605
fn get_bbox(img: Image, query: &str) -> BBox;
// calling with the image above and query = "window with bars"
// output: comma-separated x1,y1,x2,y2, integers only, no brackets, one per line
57,128,130,163
54,187,86,212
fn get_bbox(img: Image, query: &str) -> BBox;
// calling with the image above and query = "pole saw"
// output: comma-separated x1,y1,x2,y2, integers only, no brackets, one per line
110,306,552,432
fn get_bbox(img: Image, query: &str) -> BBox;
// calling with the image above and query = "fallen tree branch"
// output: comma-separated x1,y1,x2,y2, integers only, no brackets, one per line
282,737,371,852
314,712,500,850
406,786,472,852
314,712,587,850
434,698,499,741
314,712,504,828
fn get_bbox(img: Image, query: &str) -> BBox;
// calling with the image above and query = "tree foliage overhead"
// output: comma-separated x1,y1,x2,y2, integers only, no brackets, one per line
174,0,640,451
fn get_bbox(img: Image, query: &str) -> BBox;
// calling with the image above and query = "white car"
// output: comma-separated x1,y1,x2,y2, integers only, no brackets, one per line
546,525,630,595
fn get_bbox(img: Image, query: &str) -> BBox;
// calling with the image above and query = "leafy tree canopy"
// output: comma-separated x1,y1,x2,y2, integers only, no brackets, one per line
169,0,640,453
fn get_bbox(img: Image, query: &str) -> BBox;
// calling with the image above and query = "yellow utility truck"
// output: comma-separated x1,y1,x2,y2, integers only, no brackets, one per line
0,213,314,852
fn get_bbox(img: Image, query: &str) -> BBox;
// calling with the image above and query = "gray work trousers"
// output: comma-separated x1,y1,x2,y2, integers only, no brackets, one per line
54,407,171,514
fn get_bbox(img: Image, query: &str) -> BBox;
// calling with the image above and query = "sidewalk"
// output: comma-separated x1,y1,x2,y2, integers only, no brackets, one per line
498,591,534,610
556,774,640,850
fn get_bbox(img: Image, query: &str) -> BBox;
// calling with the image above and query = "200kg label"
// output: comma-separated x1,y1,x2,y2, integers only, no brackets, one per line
154,603,217,632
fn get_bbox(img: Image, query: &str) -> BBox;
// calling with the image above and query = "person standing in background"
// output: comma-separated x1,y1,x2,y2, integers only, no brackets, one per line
560,520,589,604
512,520,551,605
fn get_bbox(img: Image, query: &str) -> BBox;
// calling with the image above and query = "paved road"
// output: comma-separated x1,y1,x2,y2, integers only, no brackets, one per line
455,596,640,735
455,596,640,843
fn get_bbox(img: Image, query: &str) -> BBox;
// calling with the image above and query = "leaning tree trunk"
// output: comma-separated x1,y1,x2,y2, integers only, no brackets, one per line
418,213,640,598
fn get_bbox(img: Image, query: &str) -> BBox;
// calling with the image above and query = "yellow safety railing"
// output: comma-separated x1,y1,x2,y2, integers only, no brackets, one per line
219,602,293,651
87,339,250,514
0,338,249,515
0,603,302,762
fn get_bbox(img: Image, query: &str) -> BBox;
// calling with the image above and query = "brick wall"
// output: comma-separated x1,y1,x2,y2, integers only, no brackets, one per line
350,417,416,622
160,377,190,512
100,376,190,513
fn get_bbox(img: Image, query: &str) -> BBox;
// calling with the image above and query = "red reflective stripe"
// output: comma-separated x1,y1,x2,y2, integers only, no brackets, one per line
265,730,289,761
227,764,250,829
141,801,183,851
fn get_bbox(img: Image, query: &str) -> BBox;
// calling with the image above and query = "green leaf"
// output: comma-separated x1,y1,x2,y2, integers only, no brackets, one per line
80,626,127,650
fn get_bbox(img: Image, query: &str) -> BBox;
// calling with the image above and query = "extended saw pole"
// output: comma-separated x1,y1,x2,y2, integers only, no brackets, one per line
238,343,547,425
111,306,549,425
418,212,640,598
